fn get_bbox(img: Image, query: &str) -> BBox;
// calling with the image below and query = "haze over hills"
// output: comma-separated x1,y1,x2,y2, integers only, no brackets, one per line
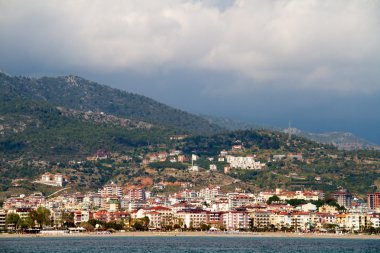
204,115,379,150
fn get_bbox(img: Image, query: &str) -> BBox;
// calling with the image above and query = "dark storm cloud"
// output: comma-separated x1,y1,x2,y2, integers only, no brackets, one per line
0,0,379,142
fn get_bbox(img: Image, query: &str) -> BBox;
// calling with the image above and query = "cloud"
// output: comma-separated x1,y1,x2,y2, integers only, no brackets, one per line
0,0,379,92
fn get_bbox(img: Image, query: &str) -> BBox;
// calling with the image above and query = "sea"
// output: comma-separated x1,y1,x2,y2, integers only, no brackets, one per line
0,236,380,253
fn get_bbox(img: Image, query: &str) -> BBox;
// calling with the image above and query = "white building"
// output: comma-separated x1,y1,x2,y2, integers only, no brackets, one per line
226,155,265,170
176,209,208,229
228,193,258,210
209,164,217,172
37,173,64,187
199,186,222,202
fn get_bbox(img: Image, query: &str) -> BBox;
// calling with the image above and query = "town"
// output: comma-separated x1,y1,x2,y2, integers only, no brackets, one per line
1,178,380,234
1,144,380,235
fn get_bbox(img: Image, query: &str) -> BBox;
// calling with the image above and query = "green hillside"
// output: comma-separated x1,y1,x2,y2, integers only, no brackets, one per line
0,73,223,135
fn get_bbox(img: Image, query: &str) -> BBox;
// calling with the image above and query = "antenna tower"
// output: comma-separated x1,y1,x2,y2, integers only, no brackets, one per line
287,120,292,143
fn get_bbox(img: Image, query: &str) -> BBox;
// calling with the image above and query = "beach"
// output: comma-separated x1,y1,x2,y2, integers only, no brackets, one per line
1,231,380,240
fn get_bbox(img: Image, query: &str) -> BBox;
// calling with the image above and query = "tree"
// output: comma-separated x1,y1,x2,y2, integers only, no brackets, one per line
189,221,194,231
6,213,20,231
286,199,307,207
132,220,144,231
267,195,280,204
29,207,51,228
164,224,173,231
104,222,123,230
80,222,95,232
131,217,150,231
22,216,35,229
200,222,211,231
142,216,150,229
61,211,74,228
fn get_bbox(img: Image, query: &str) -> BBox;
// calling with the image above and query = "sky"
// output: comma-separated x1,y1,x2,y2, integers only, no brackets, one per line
1,0,380,143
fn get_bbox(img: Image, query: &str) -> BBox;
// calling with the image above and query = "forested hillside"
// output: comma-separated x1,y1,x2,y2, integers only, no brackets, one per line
0,73,223,135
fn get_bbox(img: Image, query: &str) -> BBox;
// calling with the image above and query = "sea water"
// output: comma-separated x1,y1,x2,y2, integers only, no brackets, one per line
1,236,380,253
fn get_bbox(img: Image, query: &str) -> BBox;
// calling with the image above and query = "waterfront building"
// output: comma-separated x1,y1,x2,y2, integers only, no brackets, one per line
222,211,250,230
0,210,6,231
176,208,208,229
251,210,271,229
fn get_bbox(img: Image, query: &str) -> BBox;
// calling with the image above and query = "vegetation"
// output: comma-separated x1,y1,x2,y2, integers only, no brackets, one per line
1,72,380,197
180,130,282,156
87,219,125,231
0,73,222,135
267,195,280,204
29,207,51,228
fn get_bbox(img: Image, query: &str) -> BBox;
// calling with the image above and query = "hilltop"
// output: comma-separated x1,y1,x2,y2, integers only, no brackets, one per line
0,73,223,135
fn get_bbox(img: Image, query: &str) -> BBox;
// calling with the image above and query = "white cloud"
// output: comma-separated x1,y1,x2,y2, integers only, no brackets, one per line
0,0,379,92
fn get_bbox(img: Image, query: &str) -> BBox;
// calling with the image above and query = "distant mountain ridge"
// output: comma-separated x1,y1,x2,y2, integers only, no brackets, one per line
204,115,379,150
0,73,223,135
288,129,380,151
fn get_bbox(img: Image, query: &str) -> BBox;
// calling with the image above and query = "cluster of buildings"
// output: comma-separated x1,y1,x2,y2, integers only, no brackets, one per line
2,183,380,232
139,149,266,172
225,155,265,170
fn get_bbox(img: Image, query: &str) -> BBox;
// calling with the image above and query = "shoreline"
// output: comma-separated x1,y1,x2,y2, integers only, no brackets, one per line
1,231,380,240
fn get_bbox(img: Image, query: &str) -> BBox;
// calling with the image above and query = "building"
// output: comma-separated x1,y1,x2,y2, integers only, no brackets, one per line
176,208,208,229
291,212,313,231
222,211,250,230
128,188,146,201
37,173,65,187
209,164,217,172
287,153,303,161
299,203,317,212
345,213,367,231
368,213,380,228
333,190,352,208
189,165,199,172
259,189,323,202
226,155,265,170
208,211,223,228
228,193,258,210
98,182,122,197
270,212,292,230
0,210,6,231
367,192,380,210
74,210,91,225
251,211,270,229
318,204,338,214
199,186,222,202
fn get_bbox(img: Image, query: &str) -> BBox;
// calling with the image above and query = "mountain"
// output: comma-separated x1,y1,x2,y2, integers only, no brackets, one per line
1,72,380,198
0,73,223,135
202,115,268,131
0,92,173,161
284,128,380,151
